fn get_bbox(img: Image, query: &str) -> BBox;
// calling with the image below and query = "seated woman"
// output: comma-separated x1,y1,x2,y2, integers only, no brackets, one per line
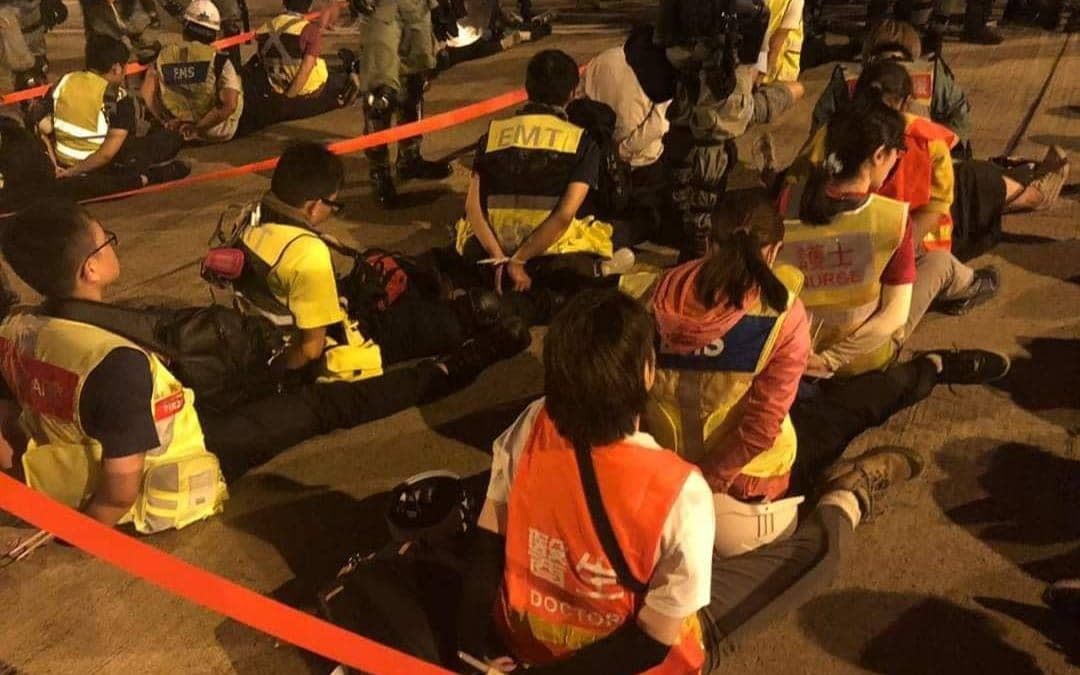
646,190,807,503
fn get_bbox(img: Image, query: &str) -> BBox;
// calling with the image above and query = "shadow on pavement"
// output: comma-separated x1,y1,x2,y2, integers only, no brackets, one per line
975,596,1080,667
798,590,1042,674
430,395,536,453
991,335,1080,431
934,439,1080,582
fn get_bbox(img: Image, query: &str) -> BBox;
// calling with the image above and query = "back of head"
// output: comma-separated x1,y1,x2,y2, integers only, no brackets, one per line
799,101,906,224
2,200,94,299
544,289,654,449
271,143,344,207
525,50,580,107
699,187,787,312
283,0,314,13
183,0,221,42
85,34,130,74
863,19,922,62
853,59,913,110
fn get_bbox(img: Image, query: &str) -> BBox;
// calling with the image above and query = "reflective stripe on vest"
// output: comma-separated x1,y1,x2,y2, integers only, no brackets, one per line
844,59,935,118
237,221,383,381
0,312,227,534
778,189,908,374
762,0,803,84
256,13,328,96
647,264,804,480
454,114,615,258
51,72,110,166
156,42,220,122
495,408,705,673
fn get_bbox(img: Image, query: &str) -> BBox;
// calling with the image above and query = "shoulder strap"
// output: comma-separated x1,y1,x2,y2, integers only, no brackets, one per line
572,441,649,594
44,299,178,360
212,53,230,80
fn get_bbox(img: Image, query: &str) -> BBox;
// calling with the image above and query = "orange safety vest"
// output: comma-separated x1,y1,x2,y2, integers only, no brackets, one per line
495,408,706,673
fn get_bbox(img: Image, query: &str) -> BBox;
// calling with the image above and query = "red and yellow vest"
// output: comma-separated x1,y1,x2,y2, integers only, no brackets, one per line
255,13,328,96
0,312,227,534
495,408,705,673
644,265,804,496
777,187,909,376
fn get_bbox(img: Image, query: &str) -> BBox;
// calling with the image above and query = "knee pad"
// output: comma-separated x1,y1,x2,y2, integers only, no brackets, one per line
363,85,397,133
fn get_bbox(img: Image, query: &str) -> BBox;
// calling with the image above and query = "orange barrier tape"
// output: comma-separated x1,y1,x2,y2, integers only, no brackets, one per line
0,472,453,675
0,8,329,106
80,83,531,204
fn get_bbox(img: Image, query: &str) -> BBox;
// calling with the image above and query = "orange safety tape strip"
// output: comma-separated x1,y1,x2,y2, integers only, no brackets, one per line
0,472,453,675
0,8,329,106
78,84,531,204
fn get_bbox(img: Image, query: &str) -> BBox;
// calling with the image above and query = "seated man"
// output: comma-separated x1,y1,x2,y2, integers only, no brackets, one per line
141,0,244,144
241,0,357,133
34,35,189,185
0,200,527,534
449,49,635,324
576,25,676,244
219,142,522,382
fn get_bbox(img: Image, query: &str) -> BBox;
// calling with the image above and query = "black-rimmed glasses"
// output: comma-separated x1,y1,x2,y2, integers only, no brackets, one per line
85,230,118,266
320,197,345,214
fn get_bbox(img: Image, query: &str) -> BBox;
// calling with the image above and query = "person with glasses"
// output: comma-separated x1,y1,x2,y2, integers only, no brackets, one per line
0,199,528,533
230,142,524,384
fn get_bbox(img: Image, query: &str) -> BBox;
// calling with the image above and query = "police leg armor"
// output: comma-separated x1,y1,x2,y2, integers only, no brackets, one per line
364,86,399,207
961,0,1003,42
396,74,452,181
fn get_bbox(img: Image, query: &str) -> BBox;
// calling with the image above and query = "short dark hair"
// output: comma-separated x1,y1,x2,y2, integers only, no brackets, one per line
85,35,129,74
271,143,344,207
283,0,314,12
525,50,579,106
2,200,96,299
544,289,655,448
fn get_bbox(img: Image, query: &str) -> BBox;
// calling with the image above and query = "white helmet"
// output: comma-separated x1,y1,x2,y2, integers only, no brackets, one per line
183,0,221,32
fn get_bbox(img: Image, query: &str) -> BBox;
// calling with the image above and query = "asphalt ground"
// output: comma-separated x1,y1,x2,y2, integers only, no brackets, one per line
1,2,1078,673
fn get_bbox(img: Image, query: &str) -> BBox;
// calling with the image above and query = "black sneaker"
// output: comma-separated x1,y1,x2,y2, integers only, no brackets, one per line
370,167,397,208
934,266,1000,315
438,318,531,383
820,446,925,520
396,154,453,181
916,348,1012,384
145,160,191,184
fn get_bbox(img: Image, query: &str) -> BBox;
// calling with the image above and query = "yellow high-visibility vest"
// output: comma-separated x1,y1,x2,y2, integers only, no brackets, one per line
256,13,328,97
51,71,110,167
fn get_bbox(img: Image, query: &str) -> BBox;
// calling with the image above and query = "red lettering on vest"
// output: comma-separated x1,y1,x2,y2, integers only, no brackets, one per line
0,338,78,422
911,73,933,100
154,390,185,421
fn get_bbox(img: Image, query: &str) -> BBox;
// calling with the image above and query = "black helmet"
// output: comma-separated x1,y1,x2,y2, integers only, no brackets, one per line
385,471,476,546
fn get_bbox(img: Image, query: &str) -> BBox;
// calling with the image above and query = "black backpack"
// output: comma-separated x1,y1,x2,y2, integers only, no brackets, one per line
566,98,633,220
47,299,286,414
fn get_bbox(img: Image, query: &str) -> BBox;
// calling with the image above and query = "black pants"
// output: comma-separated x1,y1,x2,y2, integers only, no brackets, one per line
789,358,938,495
199,360,448,482
112,126,184,175
238,71,350,135
364,287,466,365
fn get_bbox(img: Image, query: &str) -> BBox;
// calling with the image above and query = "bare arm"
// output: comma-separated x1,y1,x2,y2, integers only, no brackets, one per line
83,453,145,527
766,28,794,77
283,325,327,370
193,87,240,132
286,54,319,98
59,128,128,176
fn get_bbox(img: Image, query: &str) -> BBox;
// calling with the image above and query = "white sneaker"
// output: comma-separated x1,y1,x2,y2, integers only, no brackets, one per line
599,248,635,276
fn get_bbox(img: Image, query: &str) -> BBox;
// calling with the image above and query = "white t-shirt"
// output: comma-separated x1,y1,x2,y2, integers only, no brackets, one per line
202,59,244,143
486,398,715,620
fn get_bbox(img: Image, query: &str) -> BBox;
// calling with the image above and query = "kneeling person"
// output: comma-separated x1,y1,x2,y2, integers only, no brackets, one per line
141,0,244,144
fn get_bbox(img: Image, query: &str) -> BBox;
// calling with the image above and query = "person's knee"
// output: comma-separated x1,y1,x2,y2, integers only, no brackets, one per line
785,81,805,102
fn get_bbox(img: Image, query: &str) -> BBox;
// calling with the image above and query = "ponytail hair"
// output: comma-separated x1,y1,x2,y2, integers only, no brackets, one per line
799,101,906,225
852,59,913,110
698,188,788,314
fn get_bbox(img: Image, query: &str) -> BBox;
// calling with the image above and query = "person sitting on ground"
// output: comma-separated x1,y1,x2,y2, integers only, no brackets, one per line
33,35,189,186
140,0,244,144
0,200,527,534
242,0,358,133
576,24,677,244
454,288,929,675
643,189,808,506
223,142,523,383
760,0,804,84
812,19,974,157
448,49,637,325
